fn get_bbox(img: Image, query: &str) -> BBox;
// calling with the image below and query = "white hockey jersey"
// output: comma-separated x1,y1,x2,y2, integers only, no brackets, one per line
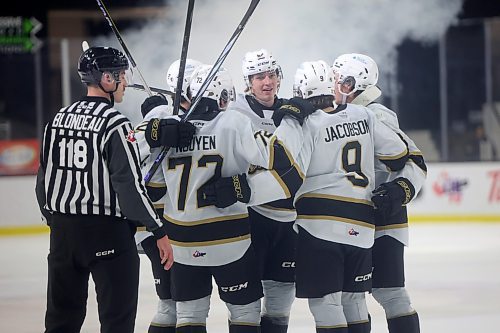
228,93,297,222
349,86,428,245
366,102,427,245
133,104,174,248
284,104,409,249
140,107,304,266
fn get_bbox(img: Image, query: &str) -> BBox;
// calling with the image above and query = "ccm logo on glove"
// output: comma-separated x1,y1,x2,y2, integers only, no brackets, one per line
145,118,196,148
397,179,413,204
232,175,244,200
149,119,160,142
280,104,301,114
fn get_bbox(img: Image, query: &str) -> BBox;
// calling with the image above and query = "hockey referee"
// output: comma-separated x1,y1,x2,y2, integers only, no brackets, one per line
35,46,195,333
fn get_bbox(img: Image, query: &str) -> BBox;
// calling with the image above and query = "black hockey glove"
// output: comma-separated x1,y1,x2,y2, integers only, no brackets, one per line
145,118,196,148
40,208,52,226
371,177,415,218
141,94,168,117
272,97,316,127
199,174,251,208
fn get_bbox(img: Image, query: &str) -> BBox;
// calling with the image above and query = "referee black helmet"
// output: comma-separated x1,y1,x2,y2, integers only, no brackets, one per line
78,46,129,85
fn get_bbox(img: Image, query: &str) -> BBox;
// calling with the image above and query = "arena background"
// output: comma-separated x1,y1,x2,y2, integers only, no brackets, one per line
0,1,499,332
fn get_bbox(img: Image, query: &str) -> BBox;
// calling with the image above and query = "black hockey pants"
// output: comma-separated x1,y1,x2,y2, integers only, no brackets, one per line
44,213,139,333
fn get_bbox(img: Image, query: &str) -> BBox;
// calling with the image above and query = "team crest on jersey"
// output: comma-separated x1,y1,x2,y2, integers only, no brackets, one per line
248,164,265,175
126,130,137,143
193,250,207,258
348,228,359,236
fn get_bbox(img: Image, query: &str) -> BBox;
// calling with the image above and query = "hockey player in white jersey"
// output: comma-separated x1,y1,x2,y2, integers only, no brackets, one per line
142,65,312,333
332,53,426,333
288,60,410,333
134,58,201,333
228,49,298,333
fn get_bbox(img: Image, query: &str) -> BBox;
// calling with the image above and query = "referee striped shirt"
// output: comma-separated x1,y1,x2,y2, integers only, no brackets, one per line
35,96,165,238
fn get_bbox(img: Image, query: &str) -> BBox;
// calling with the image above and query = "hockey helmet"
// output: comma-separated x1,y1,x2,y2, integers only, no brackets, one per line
165,58,202,102
332,53,379,93
189,65,235,110
293,60,334,99
242,49,283,88
78,46,129,85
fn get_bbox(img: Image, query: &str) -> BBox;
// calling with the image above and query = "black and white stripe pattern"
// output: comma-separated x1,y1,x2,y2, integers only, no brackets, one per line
37,97,161,232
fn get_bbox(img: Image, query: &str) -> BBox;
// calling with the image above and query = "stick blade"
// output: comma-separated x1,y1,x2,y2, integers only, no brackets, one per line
82,40,90,51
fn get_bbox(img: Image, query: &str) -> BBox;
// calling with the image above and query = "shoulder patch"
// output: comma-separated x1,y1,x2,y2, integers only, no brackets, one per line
126,129,137,143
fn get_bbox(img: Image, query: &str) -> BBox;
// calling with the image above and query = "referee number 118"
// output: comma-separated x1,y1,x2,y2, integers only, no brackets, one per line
58,138,88,169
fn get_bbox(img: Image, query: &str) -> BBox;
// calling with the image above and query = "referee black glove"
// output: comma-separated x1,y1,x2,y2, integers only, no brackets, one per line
272,97,316,126
371,177,415,218
199,174,251,208
40,209,51,226
145,118,196,148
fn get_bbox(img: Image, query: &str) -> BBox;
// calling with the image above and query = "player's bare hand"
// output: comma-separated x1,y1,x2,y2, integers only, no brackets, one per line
156,235,174,270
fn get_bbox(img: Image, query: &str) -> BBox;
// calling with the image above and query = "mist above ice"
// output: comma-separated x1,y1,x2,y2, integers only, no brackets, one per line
94,0,464,124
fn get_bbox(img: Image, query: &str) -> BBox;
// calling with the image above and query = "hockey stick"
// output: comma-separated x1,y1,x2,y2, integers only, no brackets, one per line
129,0,194,103
184,0,260,121
95,0,153,96
129,83,174,97
173,0,196,116
144,0,261,184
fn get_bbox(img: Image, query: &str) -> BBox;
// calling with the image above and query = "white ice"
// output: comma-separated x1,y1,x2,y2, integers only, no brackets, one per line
1,222,499,332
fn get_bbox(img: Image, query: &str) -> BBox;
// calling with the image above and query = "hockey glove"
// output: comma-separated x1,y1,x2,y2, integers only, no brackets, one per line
199,174,251,208
371,177,415,218
141,94,168,117
40,209,51,226
272,97,316,126
145,118,196,148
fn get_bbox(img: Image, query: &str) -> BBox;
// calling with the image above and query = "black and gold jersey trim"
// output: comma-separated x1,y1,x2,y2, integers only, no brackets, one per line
269,137,305,197
377,148,409,171
146,183,167,202
375,223,408,232
296,195,375,227
169,233,251,247
164,214,250,243
261,197,295,211
408,152,427,173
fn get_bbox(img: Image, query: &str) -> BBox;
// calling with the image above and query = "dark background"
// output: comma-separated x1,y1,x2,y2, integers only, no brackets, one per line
5,0,500,38
2,0,500,161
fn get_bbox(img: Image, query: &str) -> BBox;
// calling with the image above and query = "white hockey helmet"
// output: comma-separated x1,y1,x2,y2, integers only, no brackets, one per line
293,60,334,99
242,49,283,88
189,64,235,110
332,53,379,93
165,58,202,101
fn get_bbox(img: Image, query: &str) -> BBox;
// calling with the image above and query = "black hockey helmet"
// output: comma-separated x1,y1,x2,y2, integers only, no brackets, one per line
78,46,129,85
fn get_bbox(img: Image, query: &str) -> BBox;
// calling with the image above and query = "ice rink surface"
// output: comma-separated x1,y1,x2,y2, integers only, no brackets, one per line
1,222,499,332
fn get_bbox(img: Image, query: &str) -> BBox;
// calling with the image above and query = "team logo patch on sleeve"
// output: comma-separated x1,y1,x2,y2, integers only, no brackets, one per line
193,250,207,258
126,130,137,143
348,228,359,236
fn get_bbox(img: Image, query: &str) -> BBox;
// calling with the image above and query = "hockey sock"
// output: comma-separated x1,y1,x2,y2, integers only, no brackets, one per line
175,325,207,333
316,327,348,333
149,324,176,333
261,315,288,333
228,323,260,333
387,312,420,333
347,320,370,333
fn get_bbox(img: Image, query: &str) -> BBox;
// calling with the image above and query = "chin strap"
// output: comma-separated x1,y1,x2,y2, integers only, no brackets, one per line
109,93,115,107
98,81,120,107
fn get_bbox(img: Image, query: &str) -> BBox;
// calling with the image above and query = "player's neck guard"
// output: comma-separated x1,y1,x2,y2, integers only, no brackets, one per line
351,86,382,107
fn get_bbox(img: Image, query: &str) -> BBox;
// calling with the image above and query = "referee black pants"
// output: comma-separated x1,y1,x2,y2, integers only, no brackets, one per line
45,214,140,333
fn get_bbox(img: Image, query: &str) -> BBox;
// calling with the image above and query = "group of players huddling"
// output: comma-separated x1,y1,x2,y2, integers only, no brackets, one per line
131,49,426,333
39,44,426,333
